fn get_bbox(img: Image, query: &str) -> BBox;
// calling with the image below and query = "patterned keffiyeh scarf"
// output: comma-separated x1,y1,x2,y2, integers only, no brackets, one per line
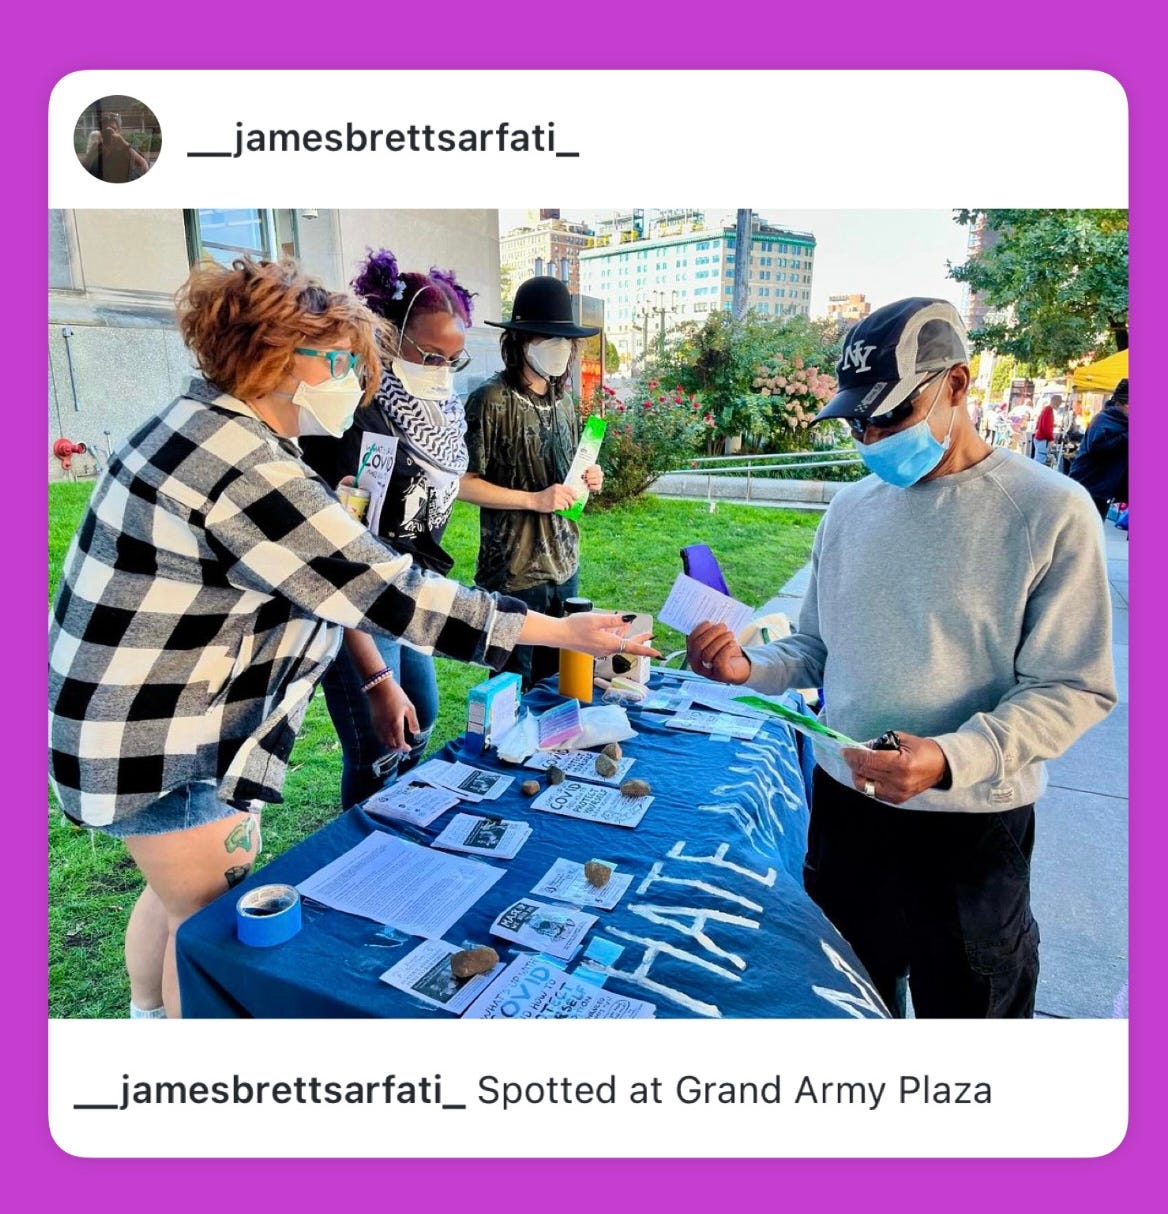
376,369,469,502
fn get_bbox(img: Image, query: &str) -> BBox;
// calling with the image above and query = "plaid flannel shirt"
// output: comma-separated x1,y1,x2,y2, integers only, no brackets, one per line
49,379,526,829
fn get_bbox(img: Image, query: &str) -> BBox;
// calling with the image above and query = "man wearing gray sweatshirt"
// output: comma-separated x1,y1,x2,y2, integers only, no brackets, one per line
688,298,1116,1018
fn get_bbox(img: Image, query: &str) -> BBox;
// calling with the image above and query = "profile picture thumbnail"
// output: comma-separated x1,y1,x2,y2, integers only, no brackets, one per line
75,95,161,183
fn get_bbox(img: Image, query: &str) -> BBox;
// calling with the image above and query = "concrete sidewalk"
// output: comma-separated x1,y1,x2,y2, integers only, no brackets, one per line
759,524,1129,1018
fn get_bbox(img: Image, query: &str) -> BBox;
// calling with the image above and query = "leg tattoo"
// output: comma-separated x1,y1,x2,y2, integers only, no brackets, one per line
224,817,256,854
224,865,250,890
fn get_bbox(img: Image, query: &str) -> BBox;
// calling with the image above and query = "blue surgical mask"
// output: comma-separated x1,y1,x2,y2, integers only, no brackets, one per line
856,377,955,487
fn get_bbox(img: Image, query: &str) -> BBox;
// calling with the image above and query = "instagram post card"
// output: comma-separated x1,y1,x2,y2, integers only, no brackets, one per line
20,17,1161,1208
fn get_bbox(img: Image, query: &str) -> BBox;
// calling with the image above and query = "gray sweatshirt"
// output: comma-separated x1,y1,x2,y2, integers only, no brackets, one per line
743,449,1117,812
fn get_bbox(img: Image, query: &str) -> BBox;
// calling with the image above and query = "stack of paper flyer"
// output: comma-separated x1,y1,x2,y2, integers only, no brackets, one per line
430,813,532,860
465,953,655,1019
363,780,460,827
531,858,632,911
532,779,653,829
489,898,597,961
410,758,513,803
664,708,762,741
379,938,504,1014
523,749,636,787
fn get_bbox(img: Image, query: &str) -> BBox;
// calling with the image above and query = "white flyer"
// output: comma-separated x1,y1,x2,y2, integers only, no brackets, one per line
686,683,778,719
489,898,597,961
356,432,398,534
523,749,636,787
531,858,633,911
296,833,503,937
665,709,762,741
411,758,513,803
363,781,460,828
532,779,654,829
430,813,532,860
465,953,655,1019
657,572,754,638
378,938,504,1014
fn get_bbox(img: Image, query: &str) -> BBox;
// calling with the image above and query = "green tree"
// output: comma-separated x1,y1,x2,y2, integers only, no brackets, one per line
605,338,621,375
989,354,1017,400
950,210,1128,370
499,263,518,321
641,310,844,453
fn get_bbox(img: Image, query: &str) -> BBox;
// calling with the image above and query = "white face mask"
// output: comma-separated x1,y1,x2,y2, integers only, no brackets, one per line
292,370,363,438
525,337,572,379
391,358,454,401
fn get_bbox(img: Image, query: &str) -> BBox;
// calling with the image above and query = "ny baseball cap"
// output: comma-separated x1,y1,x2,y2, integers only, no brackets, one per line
816,298,970,423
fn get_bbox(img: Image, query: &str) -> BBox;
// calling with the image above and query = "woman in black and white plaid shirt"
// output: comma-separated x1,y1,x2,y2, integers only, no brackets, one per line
48,258,654,1019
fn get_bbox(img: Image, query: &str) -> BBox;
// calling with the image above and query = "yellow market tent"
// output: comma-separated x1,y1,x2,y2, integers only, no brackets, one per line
1072,349,1128,393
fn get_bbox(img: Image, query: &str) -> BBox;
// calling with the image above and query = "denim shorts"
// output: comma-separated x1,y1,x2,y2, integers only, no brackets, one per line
95,781,247,839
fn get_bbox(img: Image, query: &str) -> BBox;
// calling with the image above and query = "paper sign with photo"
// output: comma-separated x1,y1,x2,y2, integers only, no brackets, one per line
531,858,632,911
379,938,503,1014
531,780,653,829
489,898,597,961
356,432,398,534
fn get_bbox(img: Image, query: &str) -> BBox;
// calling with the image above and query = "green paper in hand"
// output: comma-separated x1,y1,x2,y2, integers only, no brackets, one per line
731,695,866,752
556,416,608,523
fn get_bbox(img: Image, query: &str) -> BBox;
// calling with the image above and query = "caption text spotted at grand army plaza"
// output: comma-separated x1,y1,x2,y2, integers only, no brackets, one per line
47,199,1127,1024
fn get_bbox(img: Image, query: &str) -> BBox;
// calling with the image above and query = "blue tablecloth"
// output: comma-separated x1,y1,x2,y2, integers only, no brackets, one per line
177,671,889,1019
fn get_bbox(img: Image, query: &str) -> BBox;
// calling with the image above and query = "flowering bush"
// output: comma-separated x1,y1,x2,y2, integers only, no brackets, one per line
752,356,848,451
589,382,712,505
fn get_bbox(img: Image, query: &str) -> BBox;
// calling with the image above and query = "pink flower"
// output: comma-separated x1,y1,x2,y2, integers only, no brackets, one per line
643,401,653,409
794,357,804,369
615,404,626,412
648,379,659,389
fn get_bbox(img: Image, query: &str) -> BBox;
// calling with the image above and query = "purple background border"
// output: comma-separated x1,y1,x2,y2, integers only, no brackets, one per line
26,2,1161,1206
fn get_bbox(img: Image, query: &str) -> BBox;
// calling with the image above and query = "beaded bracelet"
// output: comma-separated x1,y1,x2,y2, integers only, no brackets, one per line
361,668,395,694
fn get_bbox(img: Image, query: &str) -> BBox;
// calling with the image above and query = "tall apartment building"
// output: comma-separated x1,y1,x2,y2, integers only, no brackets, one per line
498,215,594,295
578,211,816,369
960,213,1002,332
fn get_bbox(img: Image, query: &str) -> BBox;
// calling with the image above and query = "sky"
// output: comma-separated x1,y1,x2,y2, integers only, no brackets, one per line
498,208,972,318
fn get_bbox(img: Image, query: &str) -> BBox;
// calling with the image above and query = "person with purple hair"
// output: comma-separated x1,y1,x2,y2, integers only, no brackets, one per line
300,249,478,807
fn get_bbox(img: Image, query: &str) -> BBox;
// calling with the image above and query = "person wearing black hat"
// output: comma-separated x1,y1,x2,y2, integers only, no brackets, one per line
687,297,1116,1019
460,275,604,689
1069,378,1129,521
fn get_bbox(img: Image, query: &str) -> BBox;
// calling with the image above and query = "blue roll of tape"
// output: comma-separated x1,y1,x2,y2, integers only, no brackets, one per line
235,883,302,947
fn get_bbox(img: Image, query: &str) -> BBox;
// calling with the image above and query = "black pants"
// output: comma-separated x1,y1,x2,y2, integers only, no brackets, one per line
1092,496,1111,522
805,768,1039,1019
500,571,580,691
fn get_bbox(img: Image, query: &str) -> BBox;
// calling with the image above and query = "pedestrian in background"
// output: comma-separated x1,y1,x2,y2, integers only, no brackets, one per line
1033,395,1057,464
1070,378,1129,521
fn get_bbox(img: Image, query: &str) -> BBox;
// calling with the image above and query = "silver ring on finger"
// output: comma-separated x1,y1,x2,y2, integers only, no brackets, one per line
618,638,626,654
863,779,877,798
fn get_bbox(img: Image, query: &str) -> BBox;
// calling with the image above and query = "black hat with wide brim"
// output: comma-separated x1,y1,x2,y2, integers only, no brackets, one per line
485,275,600,338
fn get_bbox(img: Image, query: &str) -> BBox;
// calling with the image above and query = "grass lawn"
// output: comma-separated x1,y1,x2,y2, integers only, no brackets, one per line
48,484,817,1017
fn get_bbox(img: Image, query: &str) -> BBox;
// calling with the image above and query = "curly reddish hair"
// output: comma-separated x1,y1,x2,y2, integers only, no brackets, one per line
176,258,382,403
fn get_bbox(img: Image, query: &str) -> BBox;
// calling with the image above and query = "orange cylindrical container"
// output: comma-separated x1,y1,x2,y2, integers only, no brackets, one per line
558,597,594,703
